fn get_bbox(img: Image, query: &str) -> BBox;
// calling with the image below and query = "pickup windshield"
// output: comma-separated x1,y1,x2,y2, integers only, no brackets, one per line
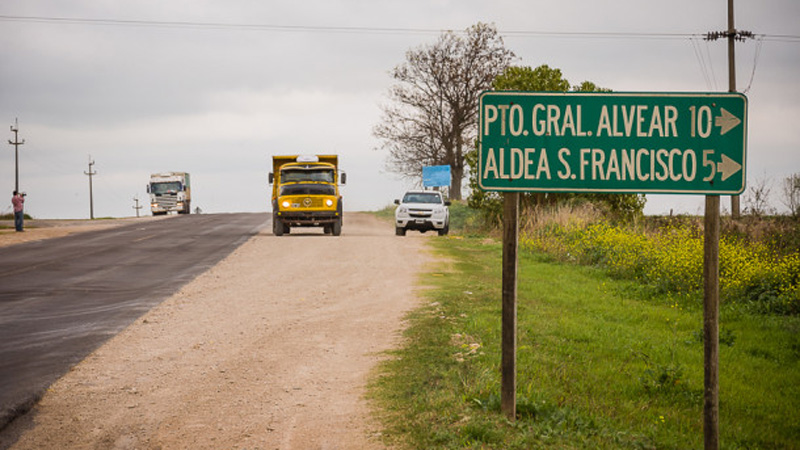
150,182,181,194
402,193,442,204
281,168,334,183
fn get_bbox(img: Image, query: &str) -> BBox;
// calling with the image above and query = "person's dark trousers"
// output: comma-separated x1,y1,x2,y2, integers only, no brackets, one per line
14,211,23,231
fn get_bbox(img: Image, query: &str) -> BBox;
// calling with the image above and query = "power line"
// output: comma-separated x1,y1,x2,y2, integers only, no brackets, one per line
690,37,715,90
2,14,798,42
0,15,443,35
704,38,719,91
743,36,765,94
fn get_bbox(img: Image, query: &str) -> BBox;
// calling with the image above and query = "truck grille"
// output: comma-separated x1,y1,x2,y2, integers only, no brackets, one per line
155,194,178,208
409,208,433,218
284,196,330,209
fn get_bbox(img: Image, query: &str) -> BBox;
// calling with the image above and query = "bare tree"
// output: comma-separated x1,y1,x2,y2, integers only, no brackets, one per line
374,23,514,200
781,173,800,217
743,175,774,217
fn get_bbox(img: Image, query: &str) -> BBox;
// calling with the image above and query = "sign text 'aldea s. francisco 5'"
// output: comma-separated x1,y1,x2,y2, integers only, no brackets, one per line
478,92,747,195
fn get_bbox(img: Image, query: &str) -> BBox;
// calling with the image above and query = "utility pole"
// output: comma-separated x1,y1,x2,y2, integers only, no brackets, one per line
133,195,142,217
84,158,97,219
706,0,753,219
8,118,25,193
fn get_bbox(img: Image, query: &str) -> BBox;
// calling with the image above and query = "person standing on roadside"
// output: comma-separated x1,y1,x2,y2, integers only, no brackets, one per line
11,190,25,232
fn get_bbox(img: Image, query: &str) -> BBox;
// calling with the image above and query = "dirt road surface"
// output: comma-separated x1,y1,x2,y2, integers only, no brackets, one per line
0,213,433,449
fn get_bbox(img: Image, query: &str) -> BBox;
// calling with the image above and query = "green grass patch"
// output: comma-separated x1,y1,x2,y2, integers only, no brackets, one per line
370,237,800,449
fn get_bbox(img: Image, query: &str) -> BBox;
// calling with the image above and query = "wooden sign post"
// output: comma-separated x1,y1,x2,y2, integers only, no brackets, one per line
703,195,720,449
501,192,519,419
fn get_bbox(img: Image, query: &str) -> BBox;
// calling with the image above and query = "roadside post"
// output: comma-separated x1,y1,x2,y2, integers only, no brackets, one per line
501,191,519,419
478,91,746,448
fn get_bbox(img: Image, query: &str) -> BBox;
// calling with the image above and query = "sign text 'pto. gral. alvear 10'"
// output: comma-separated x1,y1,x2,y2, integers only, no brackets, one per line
478,92,747,195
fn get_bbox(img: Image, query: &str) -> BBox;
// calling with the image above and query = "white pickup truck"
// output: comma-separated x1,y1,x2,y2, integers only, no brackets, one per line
394,190,450,236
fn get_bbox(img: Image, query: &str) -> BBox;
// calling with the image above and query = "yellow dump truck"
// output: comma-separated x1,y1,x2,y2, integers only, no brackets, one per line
269,155,346,236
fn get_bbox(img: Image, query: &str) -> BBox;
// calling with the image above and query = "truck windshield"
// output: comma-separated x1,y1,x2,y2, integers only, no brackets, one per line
402,193,442,204
281,168,334,183
151,182,181,194
280,184,336,196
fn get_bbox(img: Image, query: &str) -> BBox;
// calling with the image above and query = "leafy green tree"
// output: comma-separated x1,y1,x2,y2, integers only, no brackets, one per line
492,65,570,91
467,65,645,223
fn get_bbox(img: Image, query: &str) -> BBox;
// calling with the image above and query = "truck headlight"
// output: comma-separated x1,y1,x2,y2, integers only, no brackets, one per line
326,199,334,207
281,200,291,209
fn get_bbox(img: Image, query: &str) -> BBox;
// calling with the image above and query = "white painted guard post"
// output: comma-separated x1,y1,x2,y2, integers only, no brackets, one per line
501,192,519,419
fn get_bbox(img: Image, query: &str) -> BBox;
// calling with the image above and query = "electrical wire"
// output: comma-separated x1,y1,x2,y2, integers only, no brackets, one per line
0,14,757,39
2,14,798,43
690,37,714,90
704,38,719,91
743,36,765,94
0,15,445,35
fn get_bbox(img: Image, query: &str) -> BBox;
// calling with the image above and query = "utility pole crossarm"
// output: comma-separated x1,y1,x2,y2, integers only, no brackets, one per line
704,30,754,41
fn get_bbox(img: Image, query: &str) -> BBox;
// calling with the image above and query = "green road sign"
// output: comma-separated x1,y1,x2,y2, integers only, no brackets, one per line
478,92,747,194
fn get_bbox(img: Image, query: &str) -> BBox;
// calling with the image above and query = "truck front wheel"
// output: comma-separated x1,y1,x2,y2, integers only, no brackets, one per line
273,214,284,236
332,218,342,236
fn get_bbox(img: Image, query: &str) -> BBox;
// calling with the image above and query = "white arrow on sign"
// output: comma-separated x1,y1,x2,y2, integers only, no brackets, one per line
717,154,742,181
715,108,742,135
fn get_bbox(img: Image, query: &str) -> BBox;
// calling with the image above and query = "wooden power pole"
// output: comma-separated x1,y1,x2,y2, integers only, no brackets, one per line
8,119,25,193
84,158,97,219
702,2,753,447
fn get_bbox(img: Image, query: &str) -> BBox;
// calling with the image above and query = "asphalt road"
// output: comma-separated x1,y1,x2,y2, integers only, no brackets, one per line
0,213,269,430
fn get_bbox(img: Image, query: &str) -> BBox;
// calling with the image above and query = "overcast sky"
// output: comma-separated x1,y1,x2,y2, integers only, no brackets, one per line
2,0,798,219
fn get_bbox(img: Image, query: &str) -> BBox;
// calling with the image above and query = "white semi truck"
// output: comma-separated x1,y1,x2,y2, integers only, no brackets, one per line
147,172,191,215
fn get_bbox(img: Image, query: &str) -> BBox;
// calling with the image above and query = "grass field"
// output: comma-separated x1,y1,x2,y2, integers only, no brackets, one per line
370,235,800,449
